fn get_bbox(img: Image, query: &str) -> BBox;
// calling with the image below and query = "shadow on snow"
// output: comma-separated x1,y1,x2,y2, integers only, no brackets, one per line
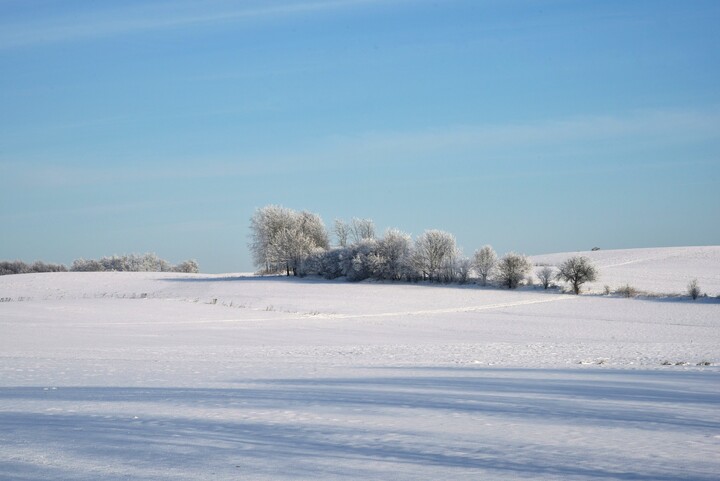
1,368,719,480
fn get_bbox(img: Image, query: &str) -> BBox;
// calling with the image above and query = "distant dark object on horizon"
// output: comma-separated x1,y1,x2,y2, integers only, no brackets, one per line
591,247,601,251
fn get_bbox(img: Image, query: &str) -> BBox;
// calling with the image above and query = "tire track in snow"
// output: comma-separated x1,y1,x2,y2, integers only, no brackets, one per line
310,294,574,320
7,294,574,327
597,254,669,269
93,295,574,325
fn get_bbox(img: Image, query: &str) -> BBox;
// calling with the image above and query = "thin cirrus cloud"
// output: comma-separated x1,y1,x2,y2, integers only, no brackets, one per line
0,0,392,49
341,109,720,155
6,107,718,188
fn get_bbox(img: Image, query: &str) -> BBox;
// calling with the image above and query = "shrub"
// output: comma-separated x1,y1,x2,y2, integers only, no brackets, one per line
615,284,638,298
687,279,701,300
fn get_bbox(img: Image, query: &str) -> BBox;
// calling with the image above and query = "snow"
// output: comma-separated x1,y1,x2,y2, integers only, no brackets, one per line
531,246,720,295
1,247,719,480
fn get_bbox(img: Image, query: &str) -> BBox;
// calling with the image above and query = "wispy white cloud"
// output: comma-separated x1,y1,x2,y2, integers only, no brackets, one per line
0,0,393,48
0,197,195,222
5,108,719,188
335,109,720,156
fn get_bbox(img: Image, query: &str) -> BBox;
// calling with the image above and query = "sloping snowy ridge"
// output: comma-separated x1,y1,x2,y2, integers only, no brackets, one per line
1,247,718,480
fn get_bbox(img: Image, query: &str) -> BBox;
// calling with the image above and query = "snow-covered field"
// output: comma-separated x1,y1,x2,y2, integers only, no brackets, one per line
1,247,719,480
532,245,720,295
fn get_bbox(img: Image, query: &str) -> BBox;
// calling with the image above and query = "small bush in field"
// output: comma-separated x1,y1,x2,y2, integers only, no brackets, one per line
615,284,638,298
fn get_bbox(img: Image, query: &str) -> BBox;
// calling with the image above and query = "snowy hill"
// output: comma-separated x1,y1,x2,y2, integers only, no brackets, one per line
1,246,719,480
532,246,720,295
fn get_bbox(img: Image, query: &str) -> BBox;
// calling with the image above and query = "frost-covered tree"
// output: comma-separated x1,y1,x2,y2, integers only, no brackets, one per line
130,253,172,272
174,259,200,274
69,254,193,273
287,211,329,276
249,205,329,276
411,230,458,282
495,252,532,289
339,238,378,281
249,205,293,274
0,261,26,276
473,245,497,286
1,260,67,275
318,248,345,279
455,256,473,284
71,258,105,272
350,218,375,244
299,211,330,250
555,256,598,294
537,266,554,290
334,219,350,247
94,253,172,272
30,261,67,273
297,247,325,277
370,229,412,281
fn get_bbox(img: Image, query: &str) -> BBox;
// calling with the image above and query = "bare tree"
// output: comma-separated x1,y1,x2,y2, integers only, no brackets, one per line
555,256,598,294
495,252,532,289
537,266,554,290
473,245,497,286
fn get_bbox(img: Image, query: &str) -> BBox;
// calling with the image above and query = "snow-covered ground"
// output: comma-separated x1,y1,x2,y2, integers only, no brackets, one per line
532,246,720,295
1,247,719,480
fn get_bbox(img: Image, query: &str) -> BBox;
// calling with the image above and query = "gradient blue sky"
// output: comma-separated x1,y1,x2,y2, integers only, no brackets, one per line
2,0,719,273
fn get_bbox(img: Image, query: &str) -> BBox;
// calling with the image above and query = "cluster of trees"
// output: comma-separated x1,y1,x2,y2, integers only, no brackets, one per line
0,254,199,276
0,260,68,276
71,254,199,273
249,206,329,276
249,205,599,293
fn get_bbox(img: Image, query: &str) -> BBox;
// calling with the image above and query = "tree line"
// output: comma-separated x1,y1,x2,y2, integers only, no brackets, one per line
0,253,199,276
249,205,598,293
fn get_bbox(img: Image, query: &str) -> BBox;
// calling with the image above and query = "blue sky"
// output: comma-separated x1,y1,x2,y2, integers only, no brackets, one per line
1,0,719,273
